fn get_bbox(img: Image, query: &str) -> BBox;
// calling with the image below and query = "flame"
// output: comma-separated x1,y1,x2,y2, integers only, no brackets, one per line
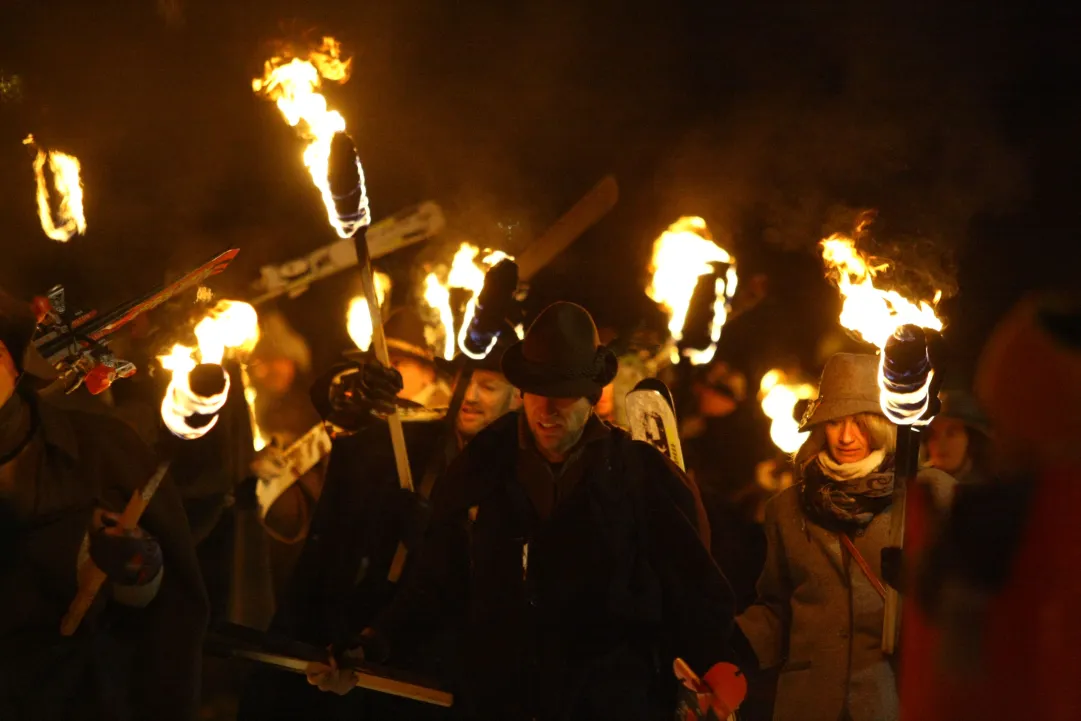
23,135,86,242
253,38,364,237
347,271,392,351
820,234,943,349
421,244,516,361
647,217,737,365
759,369,818,454
423,272,455,360
158,300,262,442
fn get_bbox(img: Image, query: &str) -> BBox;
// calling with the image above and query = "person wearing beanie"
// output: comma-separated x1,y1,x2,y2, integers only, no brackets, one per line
0,288,208,720
308,302,737,721
735,352,953,721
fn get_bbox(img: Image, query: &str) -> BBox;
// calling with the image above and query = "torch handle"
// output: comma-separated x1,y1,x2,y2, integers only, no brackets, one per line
353,229,416,584
882,425,918,653
61,462,170,636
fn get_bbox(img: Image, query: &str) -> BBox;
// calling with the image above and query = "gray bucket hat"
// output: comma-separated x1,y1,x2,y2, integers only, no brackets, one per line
798,352,883,431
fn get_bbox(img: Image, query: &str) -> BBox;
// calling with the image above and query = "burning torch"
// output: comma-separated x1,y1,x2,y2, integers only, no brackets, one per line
818,230,945,653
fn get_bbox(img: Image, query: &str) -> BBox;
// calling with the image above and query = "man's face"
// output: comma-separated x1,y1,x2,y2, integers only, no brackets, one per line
0,342,17,406
390,355,436,402
523,393,593,462
455,370,515,441
926,417,970,474
825,415,872,464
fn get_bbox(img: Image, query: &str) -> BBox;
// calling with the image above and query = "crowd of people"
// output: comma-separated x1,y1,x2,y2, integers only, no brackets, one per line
1,270,1079,721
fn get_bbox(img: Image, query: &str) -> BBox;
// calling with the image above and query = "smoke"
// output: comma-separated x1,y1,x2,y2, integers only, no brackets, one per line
657,2,1026,297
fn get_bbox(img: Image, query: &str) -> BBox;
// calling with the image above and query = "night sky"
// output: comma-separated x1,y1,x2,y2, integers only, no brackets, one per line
2,0,1079,380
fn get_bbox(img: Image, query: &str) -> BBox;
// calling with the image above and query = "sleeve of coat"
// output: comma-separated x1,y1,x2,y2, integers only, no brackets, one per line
641,450,736,671
98,417,210,721
735,492,791,671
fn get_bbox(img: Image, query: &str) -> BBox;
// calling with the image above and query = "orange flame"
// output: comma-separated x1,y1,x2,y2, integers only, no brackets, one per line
23,135,86,242
253,37,359,237
158,300,261,442
759,370,818,454
347,271,392,351
421,243,515,361
647,217,737,365
819,234,943,349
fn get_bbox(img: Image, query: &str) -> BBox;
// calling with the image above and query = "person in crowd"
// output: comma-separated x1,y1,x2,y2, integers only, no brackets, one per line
238,330,520,720
0,288,208,720
307,302,736,721
923,389,992,486
735,352,953,721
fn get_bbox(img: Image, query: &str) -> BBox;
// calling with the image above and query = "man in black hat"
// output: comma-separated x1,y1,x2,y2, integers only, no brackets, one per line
309,302,737,721
237,327,519,720
0,289,208,720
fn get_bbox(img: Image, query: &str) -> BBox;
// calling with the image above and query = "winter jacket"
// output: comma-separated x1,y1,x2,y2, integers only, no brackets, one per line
371,411,736,721
0,393,209,721
737,467,954,721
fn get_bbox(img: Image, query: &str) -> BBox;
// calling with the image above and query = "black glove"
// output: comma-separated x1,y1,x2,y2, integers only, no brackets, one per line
88,511,163,586
880,546,904,592
324,357,403,430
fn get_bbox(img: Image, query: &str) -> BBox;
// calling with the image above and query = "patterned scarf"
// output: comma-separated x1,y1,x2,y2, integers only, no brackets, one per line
800,450,895,530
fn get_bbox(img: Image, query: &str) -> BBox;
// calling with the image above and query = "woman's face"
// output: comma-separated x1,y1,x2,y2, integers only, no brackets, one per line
825,415,872,464
926,417,970,474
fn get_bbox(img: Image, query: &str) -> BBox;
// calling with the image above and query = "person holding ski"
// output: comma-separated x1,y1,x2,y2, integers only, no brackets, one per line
308,301,736,721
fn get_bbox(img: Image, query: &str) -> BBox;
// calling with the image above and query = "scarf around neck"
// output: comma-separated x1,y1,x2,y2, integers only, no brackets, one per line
800,449,894,529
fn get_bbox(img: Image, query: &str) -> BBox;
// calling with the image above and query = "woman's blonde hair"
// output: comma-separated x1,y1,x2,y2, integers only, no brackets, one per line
794,412,897,470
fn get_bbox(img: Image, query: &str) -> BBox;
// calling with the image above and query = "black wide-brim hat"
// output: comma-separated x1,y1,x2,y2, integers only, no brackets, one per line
502,302,618,400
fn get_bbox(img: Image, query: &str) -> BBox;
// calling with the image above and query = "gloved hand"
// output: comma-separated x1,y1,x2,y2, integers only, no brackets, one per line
326,356,404,429
305,642,365,695
88,510,163,587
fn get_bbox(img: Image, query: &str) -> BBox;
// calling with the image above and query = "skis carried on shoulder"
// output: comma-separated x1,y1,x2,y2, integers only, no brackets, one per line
625,377,685,471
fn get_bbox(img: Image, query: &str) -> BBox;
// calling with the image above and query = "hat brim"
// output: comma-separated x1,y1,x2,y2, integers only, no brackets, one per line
501,342,618,399
799,397,884,431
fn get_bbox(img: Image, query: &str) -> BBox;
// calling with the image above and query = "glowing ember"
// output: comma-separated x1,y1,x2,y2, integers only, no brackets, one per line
759,369,818,454
819,234,943,349
647,217,737,365
347,271,392,351
24,135,86,242
253,37,365,237
421,243,516,361
158,300,261,442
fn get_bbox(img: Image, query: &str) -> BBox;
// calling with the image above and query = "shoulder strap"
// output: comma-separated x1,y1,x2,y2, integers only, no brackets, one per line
839,532,887,601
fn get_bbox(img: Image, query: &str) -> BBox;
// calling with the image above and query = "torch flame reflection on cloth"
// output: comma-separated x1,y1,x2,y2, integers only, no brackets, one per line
158,301,261,441
23,135,86,242
759,370,818,454
647,217,737,365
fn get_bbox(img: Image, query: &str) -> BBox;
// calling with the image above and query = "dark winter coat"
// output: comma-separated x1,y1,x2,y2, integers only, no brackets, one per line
238,417,453,721
0,393,209,721
371,412,736,721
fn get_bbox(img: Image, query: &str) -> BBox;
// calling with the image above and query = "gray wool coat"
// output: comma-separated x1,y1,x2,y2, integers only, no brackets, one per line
736,469,954,721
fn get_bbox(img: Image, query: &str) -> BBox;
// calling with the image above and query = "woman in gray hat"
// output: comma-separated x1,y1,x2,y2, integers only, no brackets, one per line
923,390,992,487
735,352,952,721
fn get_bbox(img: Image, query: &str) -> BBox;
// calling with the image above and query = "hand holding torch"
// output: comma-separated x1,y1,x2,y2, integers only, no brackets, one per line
327,132,416,582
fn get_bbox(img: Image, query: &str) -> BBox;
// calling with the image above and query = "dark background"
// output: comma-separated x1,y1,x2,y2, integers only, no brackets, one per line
2,0,1079,381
